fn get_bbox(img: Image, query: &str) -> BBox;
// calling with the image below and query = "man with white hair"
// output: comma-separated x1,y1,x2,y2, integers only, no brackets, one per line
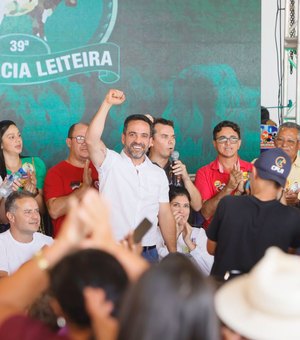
274,121,300,206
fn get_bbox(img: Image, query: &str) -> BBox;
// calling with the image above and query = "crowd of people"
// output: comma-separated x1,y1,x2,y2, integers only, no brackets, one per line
0,88,299,339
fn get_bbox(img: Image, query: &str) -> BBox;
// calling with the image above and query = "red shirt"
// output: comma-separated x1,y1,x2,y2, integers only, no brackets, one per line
195,158,253,227
44,161,99,237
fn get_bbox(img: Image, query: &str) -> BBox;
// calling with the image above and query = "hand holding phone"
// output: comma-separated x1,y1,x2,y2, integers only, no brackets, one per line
133,218,152,244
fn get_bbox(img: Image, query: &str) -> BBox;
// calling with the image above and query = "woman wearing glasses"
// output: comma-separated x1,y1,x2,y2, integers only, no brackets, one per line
0,120,46,226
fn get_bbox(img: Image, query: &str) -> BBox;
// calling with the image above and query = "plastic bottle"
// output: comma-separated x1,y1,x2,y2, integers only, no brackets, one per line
0,168,27,198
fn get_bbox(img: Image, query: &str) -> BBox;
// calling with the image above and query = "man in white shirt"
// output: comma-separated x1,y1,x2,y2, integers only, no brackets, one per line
0,191,53,277
86,89,176,262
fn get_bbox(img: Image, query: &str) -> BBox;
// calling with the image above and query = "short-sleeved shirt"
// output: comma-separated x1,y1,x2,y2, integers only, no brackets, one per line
6,156,46,189
97,149,169,246
207,195,300,280
195,157,253,227
0,230,53,275
43,160,99,236
286,154,300,199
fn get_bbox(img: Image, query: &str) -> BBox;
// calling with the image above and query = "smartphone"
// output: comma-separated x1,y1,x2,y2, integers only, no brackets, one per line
133,218,152,244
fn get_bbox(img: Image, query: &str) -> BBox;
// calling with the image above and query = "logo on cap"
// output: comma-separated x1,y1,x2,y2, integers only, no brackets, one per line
271,156,286,174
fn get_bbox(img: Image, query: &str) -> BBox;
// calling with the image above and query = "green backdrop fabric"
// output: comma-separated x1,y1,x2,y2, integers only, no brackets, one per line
0,0,260,173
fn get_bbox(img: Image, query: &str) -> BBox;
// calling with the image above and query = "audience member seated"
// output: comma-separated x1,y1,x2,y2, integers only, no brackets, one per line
118,252,220,340
148,117,202,211
86,89,176,263
195,120,252,229
48,248,129,340
274,122,300,207
206,148,300,281
43,123,98,237
0,189,149,340
0,120,46,228
215,247,300,340
157,186,213,275
0,191,53,278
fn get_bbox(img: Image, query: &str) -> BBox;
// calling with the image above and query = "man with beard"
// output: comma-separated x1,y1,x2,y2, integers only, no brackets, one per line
86,89,176,262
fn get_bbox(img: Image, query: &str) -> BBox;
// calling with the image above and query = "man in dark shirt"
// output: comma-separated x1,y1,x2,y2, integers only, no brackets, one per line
207,148,300,281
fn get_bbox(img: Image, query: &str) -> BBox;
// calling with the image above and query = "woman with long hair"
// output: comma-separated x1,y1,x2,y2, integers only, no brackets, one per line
0,120,46,223
118,252,220,340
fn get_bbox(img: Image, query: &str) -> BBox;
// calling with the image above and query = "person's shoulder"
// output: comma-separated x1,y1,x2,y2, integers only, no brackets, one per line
46,160,68,173
34,232,53,244
0,230,10,241
239,159,253,170
22,156,45,167
196,159,217,173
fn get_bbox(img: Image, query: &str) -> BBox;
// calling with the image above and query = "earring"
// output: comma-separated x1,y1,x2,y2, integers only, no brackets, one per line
57,316,66,328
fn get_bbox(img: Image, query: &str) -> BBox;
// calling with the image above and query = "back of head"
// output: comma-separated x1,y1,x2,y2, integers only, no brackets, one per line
254,148,291,188
118,253,220,340
49,249,129,328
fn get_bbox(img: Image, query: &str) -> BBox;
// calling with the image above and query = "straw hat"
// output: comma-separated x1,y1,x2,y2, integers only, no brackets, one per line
215,247,300,340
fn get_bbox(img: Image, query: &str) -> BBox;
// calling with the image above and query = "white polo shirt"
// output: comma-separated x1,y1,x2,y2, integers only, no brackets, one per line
97,149,169,246
0,230,53,275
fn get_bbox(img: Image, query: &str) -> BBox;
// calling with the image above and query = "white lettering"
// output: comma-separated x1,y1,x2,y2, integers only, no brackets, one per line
72,53,83,68
19,63,31,78
45,59,58,75
36,61,48,76
101,51,112,66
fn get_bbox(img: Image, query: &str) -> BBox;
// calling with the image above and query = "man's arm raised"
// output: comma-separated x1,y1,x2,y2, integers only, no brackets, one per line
86,89,126,168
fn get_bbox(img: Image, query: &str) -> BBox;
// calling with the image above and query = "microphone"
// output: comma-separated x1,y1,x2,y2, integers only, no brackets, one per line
170,151,182,187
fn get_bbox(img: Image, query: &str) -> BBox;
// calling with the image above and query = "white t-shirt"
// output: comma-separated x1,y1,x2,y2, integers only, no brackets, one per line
97,149,169,246
157,227,214,275
0,230,53,275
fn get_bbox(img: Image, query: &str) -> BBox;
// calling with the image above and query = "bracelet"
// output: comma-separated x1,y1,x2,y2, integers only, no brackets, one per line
34,249,49,271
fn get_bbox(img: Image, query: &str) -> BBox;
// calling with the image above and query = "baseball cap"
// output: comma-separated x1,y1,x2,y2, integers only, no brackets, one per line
254,148,291,187
215,247,300,340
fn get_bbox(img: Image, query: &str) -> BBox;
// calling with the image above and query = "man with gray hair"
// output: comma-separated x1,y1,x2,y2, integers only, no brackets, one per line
274,122,300,206
0,191,53,277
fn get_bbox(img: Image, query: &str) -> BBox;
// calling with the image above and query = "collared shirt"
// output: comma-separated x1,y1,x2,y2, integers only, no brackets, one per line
97,149,169,246
195,157,252,227
195,157,253,201
286,154,300,199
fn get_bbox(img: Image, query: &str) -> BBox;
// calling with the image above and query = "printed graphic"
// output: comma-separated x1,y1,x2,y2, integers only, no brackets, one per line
0,0,119,84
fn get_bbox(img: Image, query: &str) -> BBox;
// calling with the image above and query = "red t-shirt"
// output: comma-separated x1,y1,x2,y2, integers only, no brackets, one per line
195,158,253,228
43,161,99,236
0,315,70,340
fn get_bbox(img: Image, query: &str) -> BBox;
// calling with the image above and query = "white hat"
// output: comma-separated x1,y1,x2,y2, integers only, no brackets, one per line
215,247,300,340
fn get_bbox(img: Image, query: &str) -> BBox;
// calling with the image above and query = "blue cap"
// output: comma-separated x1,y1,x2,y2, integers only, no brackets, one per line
254,148,291,187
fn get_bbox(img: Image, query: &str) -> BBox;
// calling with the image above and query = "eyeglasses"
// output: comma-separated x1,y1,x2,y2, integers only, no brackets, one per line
215,136,239,144
69,135,86,144
275,136,298,147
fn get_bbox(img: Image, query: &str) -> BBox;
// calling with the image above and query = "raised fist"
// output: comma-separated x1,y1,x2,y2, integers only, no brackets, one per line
105,89,126,106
